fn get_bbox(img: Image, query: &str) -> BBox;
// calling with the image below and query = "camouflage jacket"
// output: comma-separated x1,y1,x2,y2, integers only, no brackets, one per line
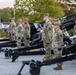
42,20,53,44
8,22,16,34
54,29,63,49
16,24,24,38
23,24,30,39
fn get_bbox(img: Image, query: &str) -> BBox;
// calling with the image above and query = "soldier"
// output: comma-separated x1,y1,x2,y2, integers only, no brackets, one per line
53,19,63,70
73,25,76,44
8,18,16,41
23,18,30,47
16,19,24,48
42,13,54,61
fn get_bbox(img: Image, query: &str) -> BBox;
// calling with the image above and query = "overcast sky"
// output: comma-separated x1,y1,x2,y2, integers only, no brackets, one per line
0,0,14,9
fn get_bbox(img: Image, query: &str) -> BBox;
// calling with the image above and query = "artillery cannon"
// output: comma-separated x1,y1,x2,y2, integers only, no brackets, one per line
17,44,76,75
8,43,76,62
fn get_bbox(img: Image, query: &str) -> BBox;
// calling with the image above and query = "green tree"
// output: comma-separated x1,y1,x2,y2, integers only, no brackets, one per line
15,0,65,23
0,7,14,22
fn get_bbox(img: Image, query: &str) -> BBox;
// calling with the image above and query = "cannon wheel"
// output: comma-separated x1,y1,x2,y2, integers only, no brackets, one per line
63,36,71,45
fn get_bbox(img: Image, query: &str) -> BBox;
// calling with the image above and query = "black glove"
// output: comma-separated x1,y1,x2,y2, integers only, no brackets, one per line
51,50,54,54
25,35,30,40
46,43,50,44
58,48,62,51
26,38,29,40
21,37,24,42
18,37,20,39
12,33,15,36
26,36,30,40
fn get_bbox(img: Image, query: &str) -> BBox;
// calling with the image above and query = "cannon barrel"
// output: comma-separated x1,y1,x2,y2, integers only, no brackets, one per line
0,38,10,41
60,18,76,30
0,41,16,50
59,14,75,20
11,44,76,62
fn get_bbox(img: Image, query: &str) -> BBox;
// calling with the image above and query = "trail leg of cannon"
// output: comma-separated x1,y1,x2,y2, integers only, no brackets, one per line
12,51,45,62
17,61,29,75
12,56,19,62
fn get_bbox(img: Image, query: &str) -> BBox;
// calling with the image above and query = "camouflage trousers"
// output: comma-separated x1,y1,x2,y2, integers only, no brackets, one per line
43,43,53,60
16,37,22,48
9,33,16,41
53,47,63,66
24,39,30,47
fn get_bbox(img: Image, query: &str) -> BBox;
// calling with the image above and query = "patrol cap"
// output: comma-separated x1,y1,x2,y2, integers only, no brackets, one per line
43,13,50,18
10,18,15,20
17,19,22,22
24,18,29,21
52,19,61,26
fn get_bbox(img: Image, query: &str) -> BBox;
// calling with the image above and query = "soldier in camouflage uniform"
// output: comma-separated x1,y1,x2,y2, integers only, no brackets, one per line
73,25,76,44
16,19,24,48
23,18,30,47
8,18,16,41
42,13,54,61
53,19,63,70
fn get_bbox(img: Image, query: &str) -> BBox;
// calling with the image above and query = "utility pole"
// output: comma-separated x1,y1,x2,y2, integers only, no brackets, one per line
14,0,16,20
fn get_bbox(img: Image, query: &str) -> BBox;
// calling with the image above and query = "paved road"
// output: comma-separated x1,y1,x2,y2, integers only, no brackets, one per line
0,52,76,75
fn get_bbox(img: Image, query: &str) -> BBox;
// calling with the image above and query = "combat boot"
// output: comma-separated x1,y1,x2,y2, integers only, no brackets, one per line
53,65,62,70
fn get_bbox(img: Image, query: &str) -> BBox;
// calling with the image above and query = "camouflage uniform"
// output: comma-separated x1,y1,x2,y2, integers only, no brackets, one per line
53,19,63,69
16,20,24,48
53,29,63,58
42,20,54,60
73,25,76,44
8,21,16,41
23,23,30,47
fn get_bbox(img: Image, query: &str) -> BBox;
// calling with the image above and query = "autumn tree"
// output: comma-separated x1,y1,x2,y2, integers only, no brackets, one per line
57,0,76,15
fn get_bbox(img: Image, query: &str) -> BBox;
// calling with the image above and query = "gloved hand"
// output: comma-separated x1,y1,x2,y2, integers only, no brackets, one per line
58,48,62,51
18,37,20,39
51,50,54,54
26,37,30,40
26,35,30,40
12,33,15,36
21,37,24,42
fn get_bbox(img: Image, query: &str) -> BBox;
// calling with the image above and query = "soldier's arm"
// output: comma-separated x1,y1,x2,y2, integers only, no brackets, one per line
58,30,63,49
48,24,53,42
28,26,30,36
26,26,30,39
18,25,23,33
7,24,11,34
13,23,16,27
13,23,16,32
